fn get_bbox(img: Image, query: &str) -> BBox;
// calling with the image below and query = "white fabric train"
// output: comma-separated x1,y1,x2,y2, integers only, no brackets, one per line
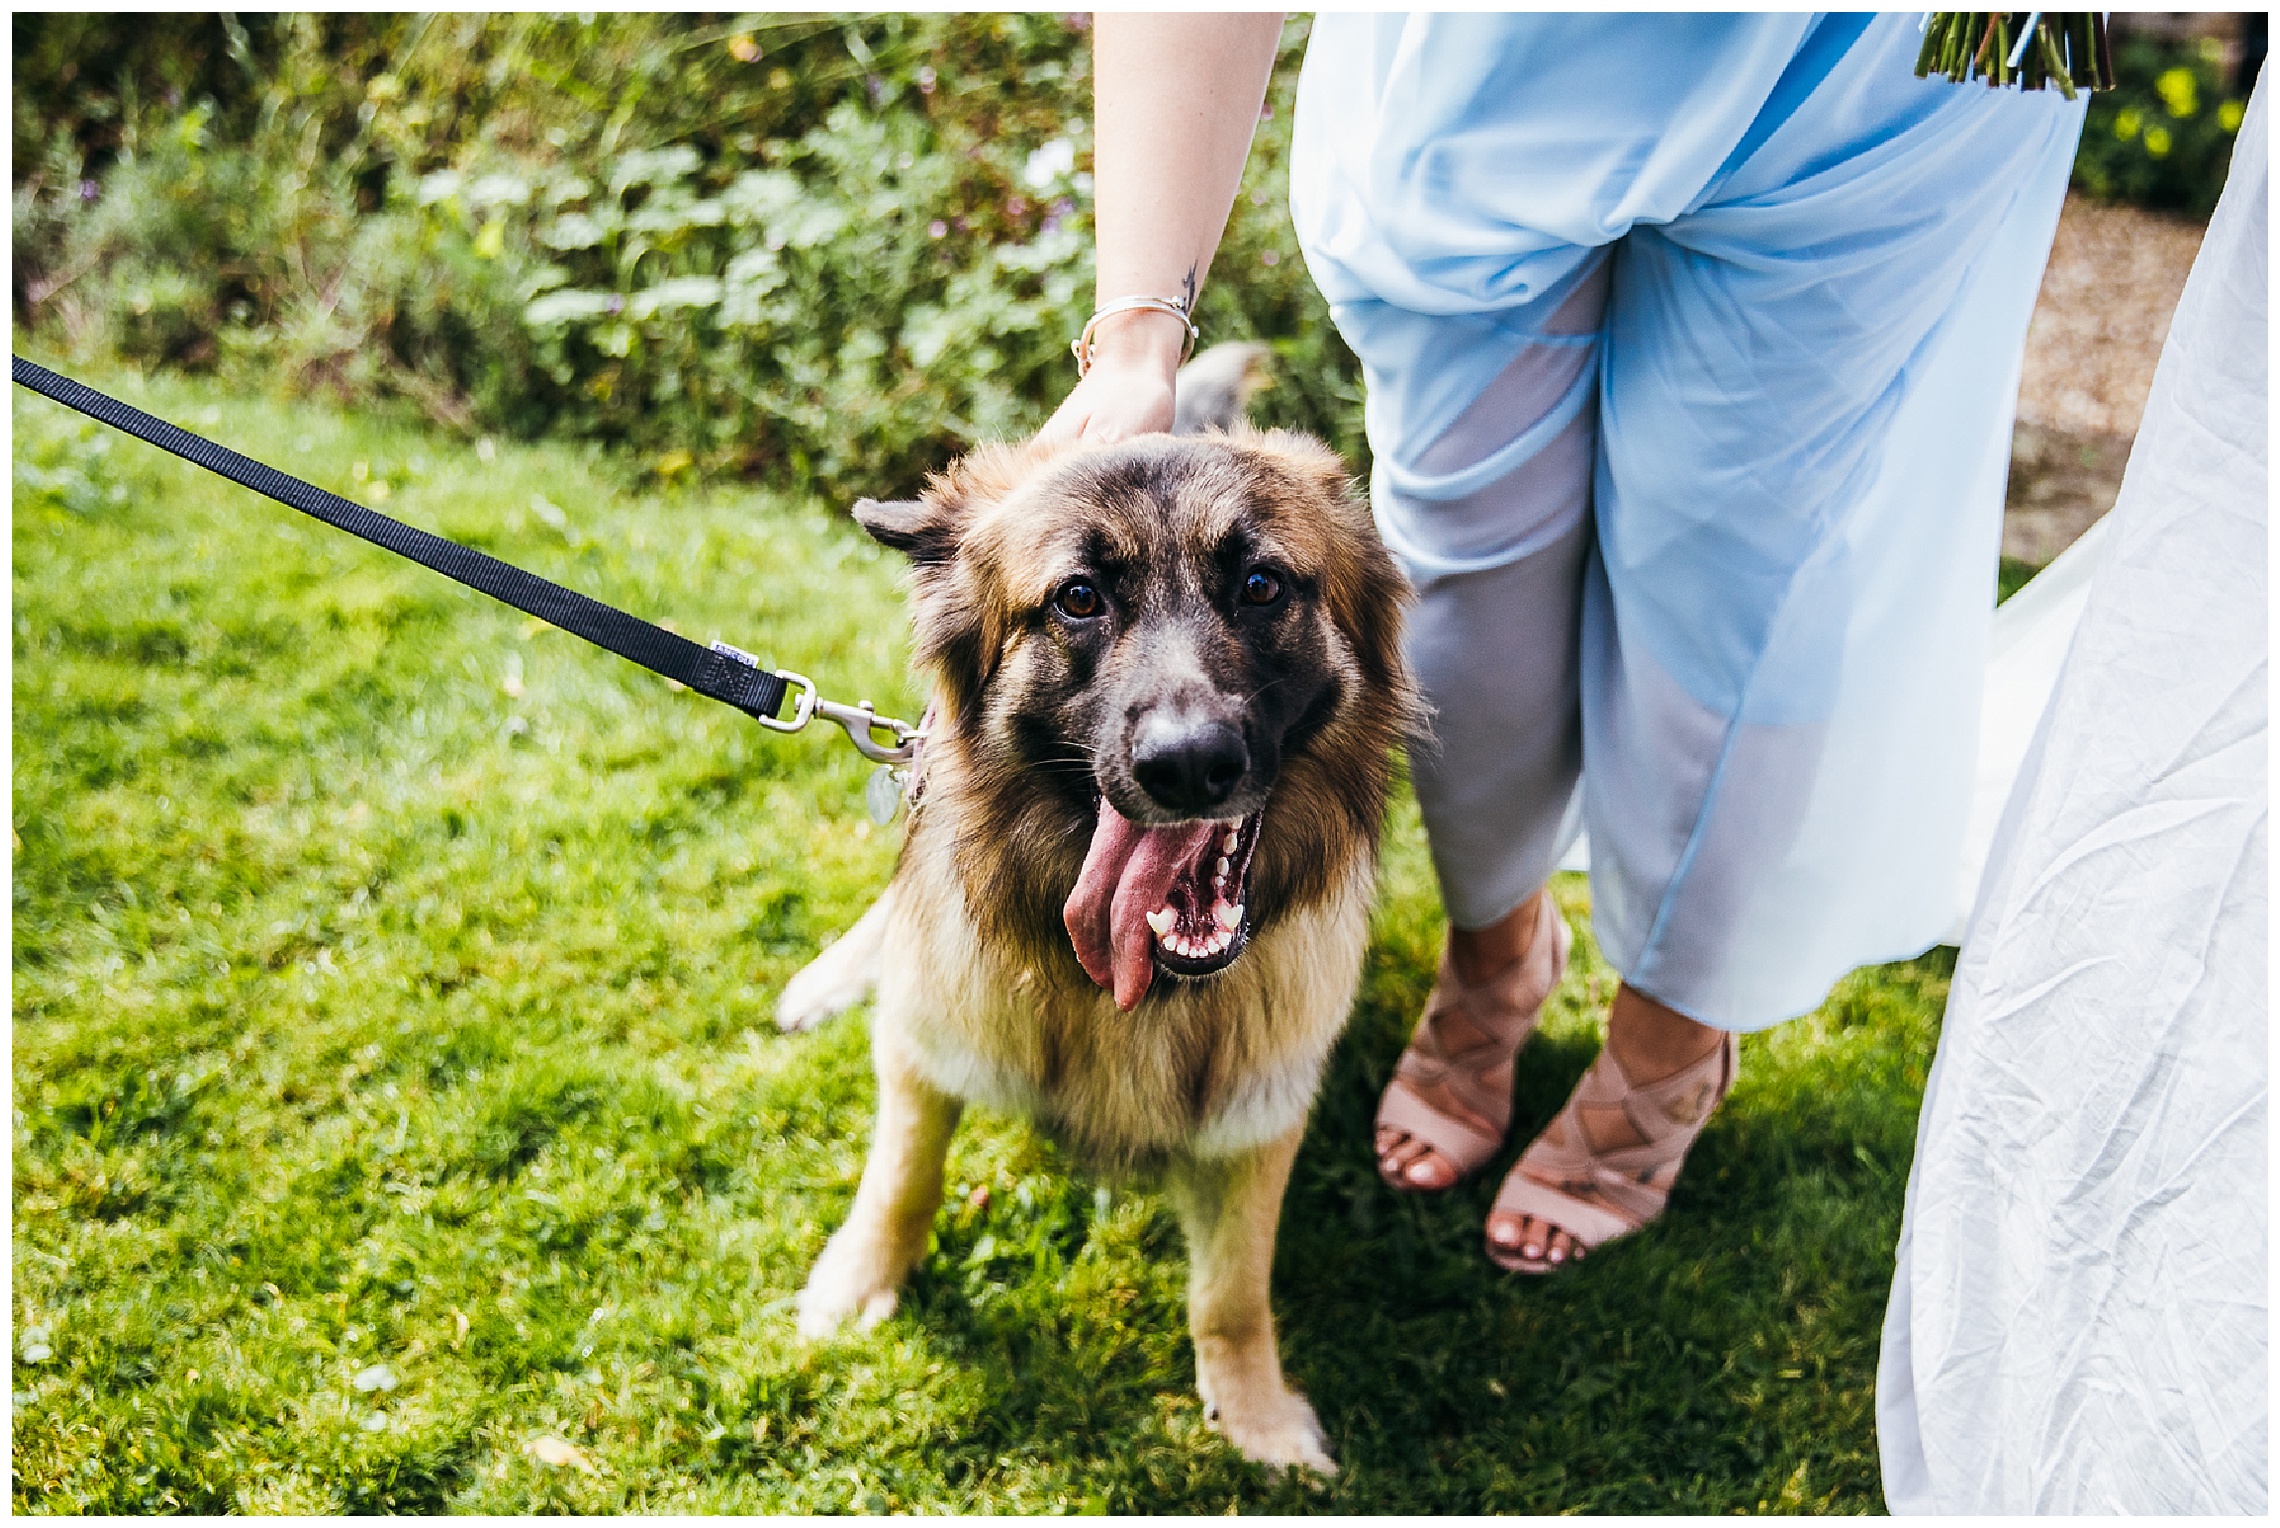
1877,75,2269,1516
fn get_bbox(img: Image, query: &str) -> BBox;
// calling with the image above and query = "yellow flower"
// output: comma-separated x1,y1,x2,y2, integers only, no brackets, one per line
2144,125,2173,159
2156,67,2199,119
727,34,760,64
2220,101,2245,133
2113,107,2142,141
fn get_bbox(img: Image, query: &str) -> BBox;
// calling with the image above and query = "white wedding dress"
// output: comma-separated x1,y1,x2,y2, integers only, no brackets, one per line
1876,77,2268,1515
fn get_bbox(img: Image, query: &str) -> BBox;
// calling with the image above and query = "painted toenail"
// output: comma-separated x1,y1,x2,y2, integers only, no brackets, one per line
1490,1222,1518,1245
1522,1244,1541,1259
1547,1247,1565,1263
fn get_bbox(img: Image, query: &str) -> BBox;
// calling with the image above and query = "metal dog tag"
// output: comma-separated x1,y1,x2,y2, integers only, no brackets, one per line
865,764,905,825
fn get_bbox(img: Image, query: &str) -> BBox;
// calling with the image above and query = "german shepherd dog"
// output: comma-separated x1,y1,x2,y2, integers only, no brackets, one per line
780,354,1418,1473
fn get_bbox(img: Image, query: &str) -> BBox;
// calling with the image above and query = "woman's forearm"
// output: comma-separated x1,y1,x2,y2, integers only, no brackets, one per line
1088,12,1284,368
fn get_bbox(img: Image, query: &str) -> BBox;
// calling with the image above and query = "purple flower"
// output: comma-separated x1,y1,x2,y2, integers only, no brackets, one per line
78,180,99,203
605,294,625,316
1040,213,1062,234
917,65,938,95
927,219,948,239
1051,196,1075,218
1064,13,1090,31
866,74,884,103
1005,195,1028,218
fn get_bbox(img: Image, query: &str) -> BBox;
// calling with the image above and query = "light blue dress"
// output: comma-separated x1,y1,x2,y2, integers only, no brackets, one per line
1288,13,2086,1029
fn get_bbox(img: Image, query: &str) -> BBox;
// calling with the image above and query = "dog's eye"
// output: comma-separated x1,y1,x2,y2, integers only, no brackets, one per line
1053,580,1104,620
1240,568,1284,607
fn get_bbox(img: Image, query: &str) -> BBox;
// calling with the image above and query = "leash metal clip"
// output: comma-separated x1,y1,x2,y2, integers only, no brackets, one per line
813,695,923,765
716,645,919,765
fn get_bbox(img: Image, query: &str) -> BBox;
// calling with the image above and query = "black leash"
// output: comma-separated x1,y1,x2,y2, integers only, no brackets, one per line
12,355,920,772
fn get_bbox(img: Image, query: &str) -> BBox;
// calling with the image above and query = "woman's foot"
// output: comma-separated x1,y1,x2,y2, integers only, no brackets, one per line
1374,891,1571,1191
1485,984,1735,1271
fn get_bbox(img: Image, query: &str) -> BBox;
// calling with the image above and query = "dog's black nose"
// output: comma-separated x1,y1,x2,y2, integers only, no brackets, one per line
1132,717,1249,813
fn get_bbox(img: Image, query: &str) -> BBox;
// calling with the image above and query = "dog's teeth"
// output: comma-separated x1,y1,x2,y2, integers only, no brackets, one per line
1214,901,1240,929
1222,830,1240,855
1216,856,1230,877
1146,907,1174,939
1229,903,1244,928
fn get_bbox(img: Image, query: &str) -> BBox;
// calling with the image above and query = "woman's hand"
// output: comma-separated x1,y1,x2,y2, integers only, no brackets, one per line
1035,309,1187,445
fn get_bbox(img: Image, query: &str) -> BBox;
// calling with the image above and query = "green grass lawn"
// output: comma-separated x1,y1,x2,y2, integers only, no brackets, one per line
12,360,1951,1513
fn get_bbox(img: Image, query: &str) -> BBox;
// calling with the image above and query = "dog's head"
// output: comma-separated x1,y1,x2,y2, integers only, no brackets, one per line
857,426,1417,1010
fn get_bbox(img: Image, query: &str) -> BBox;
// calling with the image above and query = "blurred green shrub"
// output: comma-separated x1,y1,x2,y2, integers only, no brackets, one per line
2072,29,2249,217
13,13,1359,498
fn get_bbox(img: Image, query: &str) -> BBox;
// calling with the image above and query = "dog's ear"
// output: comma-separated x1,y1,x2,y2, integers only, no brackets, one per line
853,496,961,564
1237,427,1351,502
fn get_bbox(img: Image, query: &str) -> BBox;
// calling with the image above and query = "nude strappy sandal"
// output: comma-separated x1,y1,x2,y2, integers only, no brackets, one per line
1485,1029,1737,1273
1374,894,1572,1191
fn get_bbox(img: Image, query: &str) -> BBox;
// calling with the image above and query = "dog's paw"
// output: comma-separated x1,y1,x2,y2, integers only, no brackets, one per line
1204,1384,1338,1476
775,951,874,1034
775,902,888,1033
794,1279,898,1340
795,1235,902,1339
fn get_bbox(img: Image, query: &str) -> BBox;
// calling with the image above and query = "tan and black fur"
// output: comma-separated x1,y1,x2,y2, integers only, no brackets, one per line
787,392,1418,1472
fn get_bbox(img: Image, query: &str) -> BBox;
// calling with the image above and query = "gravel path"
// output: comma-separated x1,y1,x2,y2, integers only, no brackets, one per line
2005,193,2209,564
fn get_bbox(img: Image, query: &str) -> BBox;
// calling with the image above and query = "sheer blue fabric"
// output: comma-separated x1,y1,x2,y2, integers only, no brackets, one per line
1290,13,2085,1028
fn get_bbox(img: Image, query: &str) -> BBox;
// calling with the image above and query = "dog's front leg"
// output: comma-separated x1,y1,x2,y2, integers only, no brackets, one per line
1166,1128,1336,1475
796,1026,961,1337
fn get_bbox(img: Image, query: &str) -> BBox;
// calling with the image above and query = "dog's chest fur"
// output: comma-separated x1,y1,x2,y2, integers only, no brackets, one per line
872,781,1374,1167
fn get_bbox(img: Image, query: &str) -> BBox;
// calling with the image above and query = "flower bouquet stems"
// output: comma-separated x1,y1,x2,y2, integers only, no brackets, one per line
1915,12,2115,99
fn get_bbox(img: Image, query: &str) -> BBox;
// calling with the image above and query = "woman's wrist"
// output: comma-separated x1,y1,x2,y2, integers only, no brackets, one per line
1080,305,1191,378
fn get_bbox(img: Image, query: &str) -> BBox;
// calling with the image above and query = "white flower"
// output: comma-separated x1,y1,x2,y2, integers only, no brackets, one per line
1023,139,1076,190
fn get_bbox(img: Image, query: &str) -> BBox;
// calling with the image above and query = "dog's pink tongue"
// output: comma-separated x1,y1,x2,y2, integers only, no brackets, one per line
1063,799,1219,1011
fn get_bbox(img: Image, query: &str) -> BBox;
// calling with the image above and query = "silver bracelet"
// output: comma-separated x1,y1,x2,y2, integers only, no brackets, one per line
1071,296,1199,376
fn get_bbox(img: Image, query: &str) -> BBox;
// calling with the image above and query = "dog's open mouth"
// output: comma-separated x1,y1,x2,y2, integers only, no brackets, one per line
1062,799,1262,1011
